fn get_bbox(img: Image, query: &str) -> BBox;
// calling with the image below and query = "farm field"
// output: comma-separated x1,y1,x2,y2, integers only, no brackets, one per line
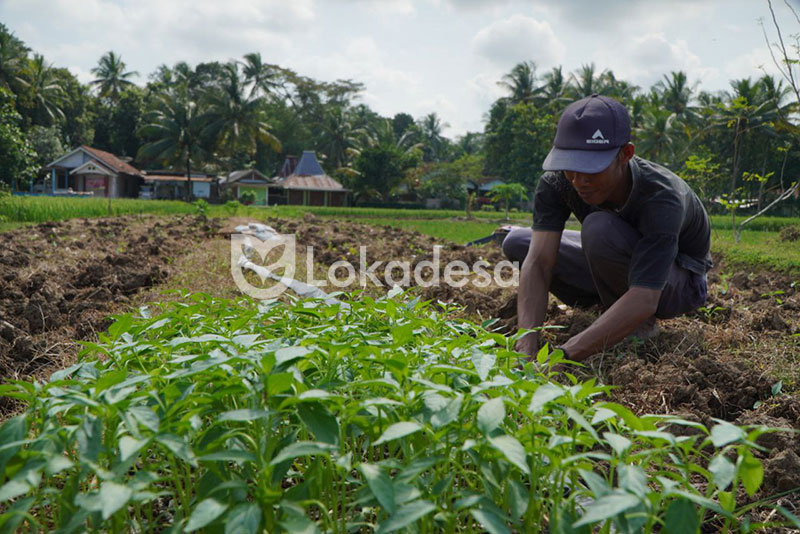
0,207,799,531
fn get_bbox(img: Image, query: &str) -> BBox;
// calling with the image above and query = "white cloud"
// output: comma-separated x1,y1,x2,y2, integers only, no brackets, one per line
2,0,311,77
592,33,716,90
344,0,416,15
472,15,564,69
723,47,783,84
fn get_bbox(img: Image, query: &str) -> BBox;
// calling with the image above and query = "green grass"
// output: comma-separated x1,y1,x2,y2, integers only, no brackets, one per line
342,217,521,244
0,195,531,225
712,228,800,273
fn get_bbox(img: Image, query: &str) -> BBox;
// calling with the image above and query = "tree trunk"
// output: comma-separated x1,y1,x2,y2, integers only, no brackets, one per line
186,151,192,202
730,120,742,232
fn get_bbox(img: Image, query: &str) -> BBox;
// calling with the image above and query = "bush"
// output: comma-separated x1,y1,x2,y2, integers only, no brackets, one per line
0,293,786,533
239,190,257,205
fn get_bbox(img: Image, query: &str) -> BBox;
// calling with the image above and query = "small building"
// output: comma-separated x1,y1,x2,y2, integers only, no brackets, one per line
271,151,349,207
141,172,215,200
44,146,143,197
219,169,272,206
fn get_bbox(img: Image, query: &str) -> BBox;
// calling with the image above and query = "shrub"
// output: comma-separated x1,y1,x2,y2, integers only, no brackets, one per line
0,292,787,532
239,190,257,205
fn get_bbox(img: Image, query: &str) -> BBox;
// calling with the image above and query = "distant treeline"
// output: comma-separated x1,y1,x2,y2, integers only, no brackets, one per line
0,22,798,213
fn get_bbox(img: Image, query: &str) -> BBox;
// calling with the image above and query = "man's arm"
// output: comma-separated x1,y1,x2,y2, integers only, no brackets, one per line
560,286,660,362
515,230,561,357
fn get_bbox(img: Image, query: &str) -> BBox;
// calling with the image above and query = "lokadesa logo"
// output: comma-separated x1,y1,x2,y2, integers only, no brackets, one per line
586,129,610,144
231,227,521,300
231,232,297,299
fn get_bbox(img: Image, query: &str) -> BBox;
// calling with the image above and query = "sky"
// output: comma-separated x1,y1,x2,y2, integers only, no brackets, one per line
0,0,795,136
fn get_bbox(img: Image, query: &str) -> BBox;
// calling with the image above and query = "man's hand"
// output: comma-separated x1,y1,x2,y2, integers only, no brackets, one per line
560,287,661,361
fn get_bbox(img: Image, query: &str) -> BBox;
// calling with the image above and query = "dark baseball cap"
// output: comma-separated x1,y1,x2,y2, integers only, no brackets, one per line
542,94,631,174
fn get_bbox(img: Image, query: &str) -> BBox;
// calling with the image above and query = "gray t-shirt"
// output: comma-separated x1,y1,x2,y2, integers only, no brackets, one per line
532,156,712,290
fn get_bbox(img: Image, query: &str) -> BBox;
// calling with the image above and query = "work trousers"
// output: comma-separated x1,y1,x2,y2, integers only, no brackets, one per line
502,212,707,319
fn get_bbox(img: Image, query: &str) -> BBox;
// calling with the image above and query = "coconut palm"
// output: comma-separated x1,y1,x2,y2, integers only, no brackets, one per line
25,54,64,125
498,61,539,104
240,52,281,98
570,63,605,98
138,88,203,200
0,25,28,91
418,112,449,162
201,62,281,173
90,51,139,100
320,106,360,170
656,71,696,117
538,66,570,109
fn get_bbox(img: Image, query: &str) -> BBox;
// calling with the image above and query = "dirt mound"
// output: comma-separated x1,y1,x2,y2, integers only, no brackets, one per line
0,215,219,387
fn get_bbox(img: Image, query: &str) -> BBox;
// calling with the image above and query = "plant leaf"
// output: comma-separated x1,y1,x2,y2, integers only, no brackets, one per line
574,492,640,527
739,452,763,496
471,349,496,381
376,499,436,534
359,463,396,514
297,403,340,445
156,434,197,467
477,397,505,435
709,454,734,490
374,422,423,445
710,422,743,447
470,508,511,534
99,481,133,520
529,383,564,414
186,498,228,532
217,409,270,422
225,503,262,534
664,498,699,534
270,441,336,465
488,435,529,475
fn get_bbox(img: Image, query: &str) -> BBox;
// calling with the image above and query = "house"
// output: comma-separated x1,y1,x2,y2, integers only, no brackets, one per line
219,169,272,206
44,146,144,197
271,151,349,207
141,171,215,200
222,151,349,207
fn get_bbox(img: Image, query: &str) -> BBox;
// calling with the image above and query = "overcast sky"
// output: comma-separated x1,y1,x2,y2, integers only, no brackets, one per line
0,0,793,136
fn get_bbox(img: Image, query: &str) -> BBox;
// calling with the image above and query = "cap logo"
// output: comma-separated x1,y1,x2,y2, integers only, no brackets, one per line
586,129,609,144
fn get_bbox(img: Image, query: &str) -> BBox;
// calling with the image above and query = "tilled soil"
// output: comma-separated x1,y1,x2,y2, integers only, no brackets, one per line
0,214,219,393
1,213,798,519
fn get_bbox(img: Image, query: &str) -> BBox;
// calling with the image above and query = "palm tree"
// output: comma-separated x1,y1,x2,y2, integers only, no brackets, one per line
90,51,138,100
0,25,28,91
656,71,695,117
138,88,203,201
498,61,539,104
240,52,281,98
570,63,605,98
455,132,484,156
25,54,64,125
321,106,359,170
418,112,449,162
539,66,570,110
201,62,281,174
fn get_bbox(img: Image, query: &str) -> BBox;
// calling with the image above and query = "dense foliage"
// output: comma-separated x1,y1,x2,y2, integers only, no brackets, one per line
0,14,799,215
0,292,793,532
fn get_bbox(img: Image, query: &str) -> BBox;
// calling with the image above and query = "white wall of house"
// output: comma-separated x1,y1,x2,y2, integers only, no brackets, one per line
192,182,211,198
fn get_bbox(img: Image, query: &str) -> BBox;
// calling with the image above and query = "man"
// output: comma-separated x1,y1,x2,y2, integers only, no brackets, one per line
503,94,711,363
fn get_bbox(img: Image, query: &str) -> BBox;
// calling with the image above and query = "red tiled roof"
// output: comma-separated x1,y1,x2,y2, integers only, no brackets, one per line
82,145,142,176
144,175,214,183
279,174,346,191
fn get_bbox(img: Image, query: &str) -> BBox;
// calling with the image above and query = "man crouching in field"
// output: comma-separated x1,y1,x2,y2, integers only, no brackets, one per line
503,94,712,365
